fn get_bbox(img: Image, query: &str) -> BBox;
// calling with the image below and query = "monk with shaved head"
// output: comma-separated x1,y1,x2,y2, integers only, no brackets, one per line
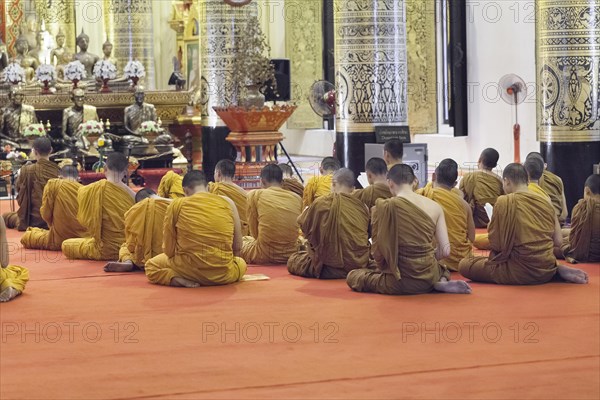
210,159,249,235
279,163,304,198
352,157,392,209
526,152,568,223
303,156,340,208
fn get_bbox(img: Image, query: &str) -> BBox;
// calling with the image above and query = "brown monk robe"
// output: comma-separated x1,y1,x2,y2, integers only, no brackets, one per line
459,163,588,285
157,170,184,199
242,164,302,264
347,164,472,295
352,157,392,209
209,159,248,235
62,153,136,261
524,157,552,200
288,168,370,279
302,157,340,208
383,139,403,169
561,175,600,263
416,159,475,271
20,165,88,250
103,188,171,272
459,148,504,228
2,137,59,231
279,163,304,198
527,152,568,223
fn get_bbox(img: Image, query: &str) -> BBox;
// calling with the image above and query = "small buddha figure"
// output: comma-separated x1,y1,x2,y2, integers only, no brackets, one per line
72,29,100,78
0,86,38,147
12,35,39,83
22,15,39,52
27,30,45,65
61,88,99,149
123,86,155,145
101,38,118,71
50,29,72,79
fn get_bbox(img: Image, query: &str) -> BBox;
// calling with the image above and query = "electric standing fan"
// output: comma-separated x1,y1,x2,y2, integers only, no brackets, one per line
499,74,528,163
308,80,336,128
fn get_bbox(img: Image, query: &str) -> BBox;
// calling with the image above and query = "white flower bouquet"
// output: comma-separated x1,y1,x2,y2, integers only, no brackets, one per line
76,120,104,137
23,123,47,137
35,64,56,82
139,120,161,134
64,61,87,81
124,60,146,79
93,60,117,80
2,63,26,84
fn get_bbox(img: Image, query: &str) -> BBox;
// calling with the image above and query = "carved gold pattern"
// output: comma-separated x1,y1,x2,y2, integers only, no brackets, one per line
34,0,76,51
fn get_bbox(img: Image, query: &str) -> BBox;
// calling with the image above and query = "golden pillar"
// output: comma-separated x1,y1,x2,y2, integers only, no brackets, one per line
103,0,155,88
537,0,600,212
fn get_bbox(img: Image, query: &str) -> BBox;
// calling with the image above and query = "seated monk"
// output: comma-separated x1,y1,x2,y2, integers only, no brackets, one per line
2,137,60,231
352,157,392,209
288,168,371,279
383,139,403,169
279,163,304,198
459,148,504,228
62,153,135,261
145,171,246,287
527,152,568,224
416,159,474,271
242,164,302,264
209,159,248,235
104,188,171,272
0,218,29,302
157,170,185,199
347,164,472,295
459,163,588,285
524,157,551,200
20,165,88,251
560,175,600,263
303,156,340,208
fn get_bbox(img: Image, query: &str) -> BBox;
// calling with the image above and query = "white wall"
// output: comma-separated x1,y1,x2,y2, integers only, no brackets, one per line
268,0,540,169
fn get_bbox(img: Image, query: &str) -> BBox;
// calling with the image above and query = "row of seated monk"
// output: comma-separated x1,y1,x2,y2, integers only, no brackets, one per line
1,138,596,302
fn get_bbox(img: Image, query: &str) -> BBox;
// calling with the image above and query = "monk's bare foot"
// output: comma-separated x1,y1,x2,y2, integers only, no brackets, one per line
434,278,472,294
104,261,135,273
557,264,588,284
170,277,200,288
0,287,22,302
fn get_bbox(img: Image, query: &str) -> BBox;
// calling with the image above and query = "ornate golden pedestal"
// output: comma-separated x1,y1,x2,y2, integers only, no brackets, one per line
213,105,297,189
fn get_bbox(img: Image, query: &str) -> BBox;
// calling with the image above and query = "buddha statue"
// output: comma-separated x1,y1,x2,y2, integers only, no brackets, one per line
123,86,155,145
22,15,39,52
72,29,100,78
102,38,118,71
27,30,45,65
61,88,99,149
0,86,38,148
50,29,72,79
11,35,39,83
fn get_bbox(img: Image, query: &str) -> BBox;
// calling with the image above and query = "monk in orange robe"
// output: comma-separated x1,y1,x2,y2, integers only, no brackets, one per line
383,139,403,169
145,171,246,287
560,175,600,263
416,159,474,271
526,152,568,223
288,168,370,279
459,164,588,285
242,164,302,264
352,157,392,209
303,156,340,208
103,188,171,272
62,153,135,261
0,218,29,302
209,159,248,235
279,163,304,198
157,170,184,199
524,157,551,200
2,137,59,231
459,148,504,228
347,164,472,295
20,165,88,250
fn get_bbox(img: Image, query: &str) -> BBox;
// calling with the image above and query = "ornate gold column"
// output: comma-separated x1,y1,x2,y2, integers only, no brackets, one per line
537,0,600,213
34,0,76,51
334,0,409,175
103,0,155,88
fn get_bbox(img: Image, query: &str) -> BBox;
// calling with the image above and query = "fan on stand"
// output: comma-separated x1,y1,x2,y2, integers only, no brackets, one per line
308,80,336,156
499,74,528,163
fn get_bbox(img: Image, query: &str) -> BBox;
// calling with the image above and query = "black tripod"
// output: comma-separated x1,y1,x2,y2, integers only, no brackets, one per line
278,142,304,184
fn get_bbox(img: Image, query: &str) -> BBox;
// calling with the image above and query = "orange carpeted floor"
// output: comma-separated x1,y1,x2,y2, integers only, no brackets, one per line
1,222,599,399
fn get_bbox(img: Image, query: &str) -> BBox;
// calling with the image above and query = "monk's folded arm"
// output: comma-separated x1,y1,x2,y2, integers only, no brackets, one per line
162,202,177,258
487,198,503,252
370,207,385,266
553,217,563,248
434,210,451,260
247,191,259,238
40,184,56,226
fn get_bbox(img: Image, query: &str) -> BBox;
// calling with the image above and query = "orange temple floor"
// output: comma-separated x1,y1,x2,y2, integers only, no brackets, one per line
0,211,598,399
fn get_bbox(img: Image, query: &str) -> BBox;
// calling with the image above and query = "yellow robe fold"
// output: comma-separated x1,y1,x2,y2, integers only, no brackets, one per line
209,181,249,236
62,180,134,260
347,197,450,295
145,192,247,286
417,184,472,271
119,198,170,267
562,197,600,263
459,171,503,228
157,171,185,199
528,182,550,199
540,170,566,223
287,193,370,279
302,174,333,209
1,265,30,292
242,187,302,264
21,179,88,251
2,159,59,231
352,182,392,210
282,178,304,198
459,192,558,285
